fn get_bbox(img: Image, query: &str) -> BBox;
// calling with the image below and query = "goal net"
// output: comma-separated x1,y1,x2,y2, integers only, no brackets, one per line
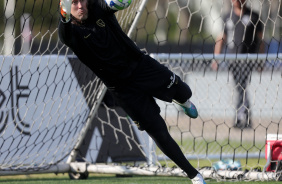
0,0,282,182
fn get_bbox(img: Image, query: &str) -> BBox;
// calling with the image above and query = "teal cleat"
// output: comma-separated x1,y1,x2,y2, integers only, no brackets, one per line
173,100,198,119
191,173,207,184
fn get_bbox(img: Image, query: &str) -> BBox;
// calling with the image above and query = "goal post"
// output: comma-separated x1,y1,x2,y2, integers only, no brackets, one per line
0,0,282,182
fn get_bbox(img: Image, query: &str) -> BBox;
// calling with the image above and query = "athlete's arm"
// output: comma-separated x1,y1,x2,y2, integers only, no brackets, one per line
256,20,264,54
58,16,73,46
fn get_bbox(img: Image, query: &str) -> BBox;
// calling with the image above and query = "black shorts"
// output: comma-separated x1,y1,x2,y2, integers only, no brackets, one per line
110,55,178,130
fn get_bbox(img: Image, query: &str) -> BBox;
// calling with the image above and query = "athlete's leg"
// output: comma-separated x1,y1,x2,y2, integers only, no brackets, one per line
231,62,252,128
172,76,192,103
171,76,198,118
110,67,204,182
144,114,199,179
111,84,198,178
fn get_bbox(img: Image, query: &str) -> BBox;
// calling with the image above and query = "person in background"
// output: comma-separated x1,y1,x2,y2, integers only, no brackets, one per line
58,0,206,183
212,0,264,129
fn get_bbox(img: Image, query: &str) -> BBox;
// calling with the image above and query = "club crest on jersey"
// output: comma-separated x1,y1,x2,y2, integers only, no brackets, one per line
167,74,175,88
96,19,105,27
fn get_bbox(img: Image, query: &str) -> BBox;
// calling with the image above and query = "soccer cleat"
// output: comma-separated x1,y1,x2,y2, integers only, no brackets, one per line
173,100,198,119
191,173,207,184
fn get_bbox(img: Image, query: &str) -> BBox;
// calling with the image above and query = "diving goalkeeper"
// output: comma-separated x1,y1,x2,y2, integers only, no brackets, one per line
58,0,206,183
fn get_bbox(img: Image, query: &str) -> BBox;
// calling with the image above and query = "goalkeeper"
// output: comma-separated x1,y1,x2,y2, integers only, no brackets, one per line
58,0,206,183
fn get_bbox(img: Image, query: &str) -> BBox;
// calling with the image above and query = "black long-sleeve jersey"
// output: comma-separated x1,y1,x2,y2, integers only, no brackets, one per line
58,0,144,88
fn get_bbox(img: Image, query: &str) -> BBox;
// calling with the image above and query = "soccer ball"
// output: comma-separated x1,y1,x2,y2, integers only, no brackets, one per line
105,0,132,11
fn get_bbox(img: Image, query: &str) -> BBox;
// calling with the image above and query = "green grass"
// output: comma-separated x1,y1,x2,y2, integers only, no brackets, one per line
0,173,280,184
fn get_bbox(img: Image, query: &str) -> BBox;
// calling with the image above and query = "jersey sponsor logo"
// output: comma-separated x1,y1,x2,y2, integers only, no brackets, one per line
84,33,91,39
96,19,105,27
167,73,175,88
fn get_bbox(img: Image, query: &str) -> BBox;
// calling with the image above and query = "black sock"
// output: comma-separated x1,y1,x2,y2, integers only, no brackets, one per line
145,115,198,179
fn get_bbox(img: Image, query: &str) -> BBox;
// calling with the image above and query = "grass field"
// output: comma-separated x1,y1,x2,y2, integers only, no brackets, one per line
0,173,280,184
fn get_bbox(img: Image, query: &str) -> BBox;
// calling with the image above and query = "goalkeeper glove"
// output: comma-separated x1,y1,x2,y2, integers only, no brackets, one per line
60,0,72,22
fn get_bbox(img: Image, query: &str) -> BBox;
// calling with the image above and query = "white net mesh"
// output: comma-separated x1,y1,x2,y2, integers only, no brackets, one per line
0,0,143,172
